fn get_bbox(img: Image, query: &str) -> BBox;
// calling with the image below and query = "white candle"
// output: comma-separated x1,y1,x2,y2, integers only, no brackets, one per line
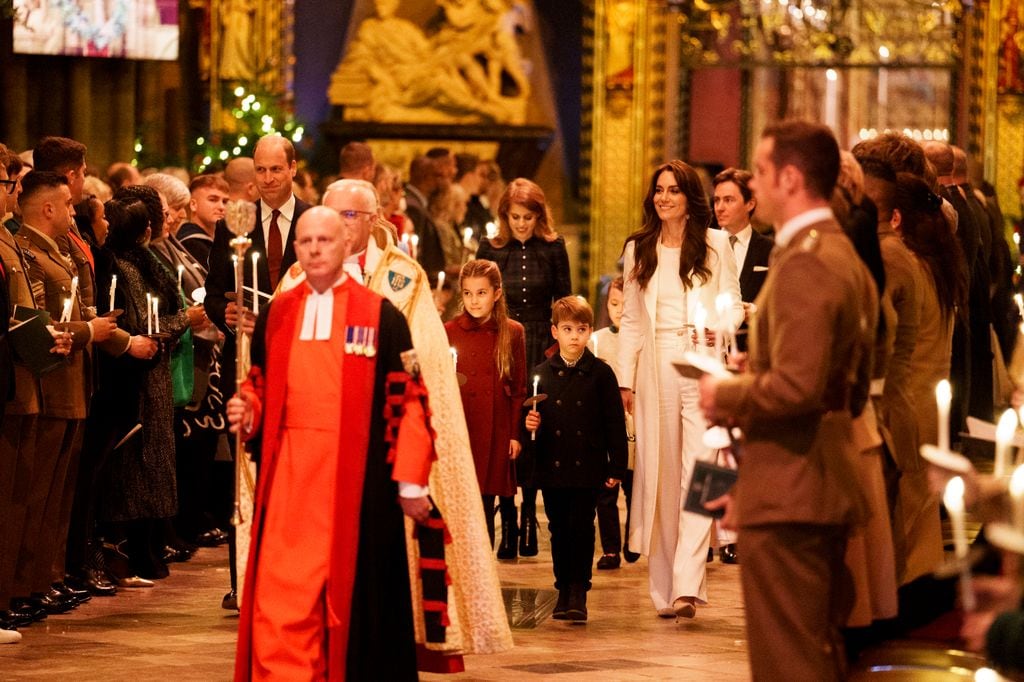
485,221,497,239
943,476,976,611
995,408,1018,478
146,293,152,334
533,374,539,397
232,255,239,292
61,297,72,324
69,276,78,310
716,292,735,356
251,253,260,315
1015,293,1024,320
936,380,951,453
1010,465,1024,532
410,234,419,259
153,297,160,334
109,275,117,312
177,264,184,291
450,347,458,371
436,271,445,295
463,227,473,247
694,303,707,355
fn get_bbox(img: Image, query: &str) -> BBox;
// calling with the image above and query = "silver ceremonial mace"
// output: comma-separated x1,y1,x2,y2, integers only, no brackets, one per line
225,200,256,526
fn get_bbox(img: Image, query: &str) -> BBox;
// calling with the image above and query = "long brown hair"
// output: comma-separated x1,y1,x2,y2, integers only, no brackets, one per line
624,160,712,290
460,259,515,382
894,173,968,325
490,178,557,247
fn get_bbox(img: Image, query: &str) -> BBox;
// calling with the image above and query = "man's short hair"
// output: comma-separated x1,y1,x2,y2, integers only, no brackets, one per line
853,134,928,177
409,156,435,186
551,295,593,327
255,135,296,165
224,157,256,189
455,153,480,181
426,147,451,160
338,142,373,176
33,136,87,175
762,121,840,200
19,171,68,205
712,168,753,203
189,174,230,195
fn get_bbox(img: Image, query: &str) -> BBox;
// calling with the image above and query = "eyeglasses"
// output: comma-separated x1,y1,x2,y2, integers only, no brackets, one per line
337,209,374,220
0,179,16,194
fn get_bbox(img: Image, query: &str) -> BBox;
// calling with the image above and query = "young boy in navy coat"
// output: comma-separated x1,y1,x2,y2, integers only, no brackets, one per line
524,296,628,622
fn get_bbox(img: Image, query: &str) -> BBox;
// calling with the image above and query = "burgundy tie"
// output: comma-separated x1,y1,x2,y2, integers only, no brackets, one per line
267,209,283,289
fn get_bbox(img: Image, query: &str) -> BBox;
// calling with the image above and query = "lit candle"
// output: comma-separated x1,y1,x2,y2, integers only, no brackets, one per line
251,252,260,315
61,297,72,324
463,227,473,247
1010,465,1024,532
401,233,410,254
436,271,445,295
716,292,735,356
450,346,458,371
69,276,78,311
943,475,975,611
995,408,1018,478
146,293,153,335
410,234,419,259
153,297,160,334
533,374,539,397
1015,293,1024,320
177,264,184,291
936,380,951,453
694,303,707,355
485,221,497,239
232,255,239,292
109,275,117,312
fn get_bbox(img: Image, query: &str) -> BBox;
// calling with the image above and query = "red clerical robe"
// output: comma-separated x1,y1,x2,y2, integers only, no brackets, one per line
234,277,434,681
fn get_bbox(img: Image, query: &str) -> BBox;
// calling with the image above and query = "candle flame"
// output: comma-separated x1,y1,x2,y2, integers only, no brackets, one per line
935,379,951,405
997,409,1018,443
715,293,734,313
1010,465,1024,498
943,475,965,512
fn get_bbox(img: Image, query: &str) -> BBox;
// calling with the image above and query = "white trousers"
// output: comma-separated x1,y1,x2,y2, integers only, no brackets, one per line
648,333,713,610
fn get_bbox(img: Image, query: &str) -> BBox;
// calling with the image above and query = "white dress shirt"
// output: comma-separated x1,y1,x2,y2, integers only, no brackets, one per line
259,194,296,252
726,224,753,273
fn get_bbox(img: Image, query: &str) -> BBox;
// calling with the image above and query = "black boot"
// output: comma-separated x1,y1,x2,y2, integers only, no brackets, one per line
497,503,518,560
565,584,587,622
519,510,538,557
552,589,570,620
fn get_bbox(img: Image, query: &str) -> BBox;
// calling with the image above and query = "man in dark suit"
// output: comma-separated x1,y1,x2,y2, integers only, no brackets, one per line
699,122,877,681
204,134,311,610
712,168,772,353
403,156,445,283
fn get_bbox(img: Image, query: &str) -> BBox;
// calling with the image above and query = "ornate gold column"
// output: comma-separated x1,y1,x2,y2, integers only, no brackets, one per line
585,0,667,299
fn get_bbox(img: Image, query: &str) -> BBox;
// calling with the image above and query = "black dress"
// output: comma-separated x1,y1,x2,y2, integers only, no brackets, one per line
476,235,571,372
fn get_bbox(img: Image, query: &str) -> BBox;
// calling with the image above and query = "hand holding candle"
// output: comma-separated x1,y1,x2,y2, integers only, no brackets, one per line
936,379,952,453
531,374,540,441
944,476,976,611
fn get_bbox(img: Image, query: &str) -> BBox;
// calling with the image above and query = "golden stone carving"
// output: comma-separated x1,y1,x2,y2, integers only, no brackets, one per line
328,0,530,124
219,0,257,82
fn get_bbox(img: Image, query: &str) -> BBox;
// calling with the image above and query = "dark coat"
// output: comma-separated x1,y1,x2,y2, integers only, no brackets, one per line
476,235,571,371
445,312,526,496
736,228,773,352
524,349,628,489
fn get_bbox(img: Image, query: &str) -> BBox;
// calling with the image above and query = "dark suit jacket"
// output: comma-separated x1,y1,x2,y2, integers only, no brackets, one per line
735,228,773,351
403,184,445,281
205,197,310,395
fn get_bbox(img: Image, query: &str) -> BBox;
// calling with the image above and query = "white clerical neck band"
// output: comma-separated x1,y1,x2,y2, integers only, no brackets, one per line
299,275,346,341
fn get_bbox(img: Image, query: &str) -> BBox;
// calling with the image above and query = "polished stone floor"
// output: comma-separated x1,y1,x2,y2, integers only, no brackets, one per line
0,514,998,681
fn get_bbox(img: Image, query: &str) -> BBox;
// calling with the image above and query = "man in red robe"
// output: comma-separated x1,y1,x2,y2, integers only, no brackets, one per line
228,206,434,680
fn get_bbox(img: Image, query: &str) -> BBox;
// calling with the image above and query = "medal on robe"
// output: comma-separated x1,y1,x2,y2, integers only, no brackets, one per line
364,327,376,357
345,325,355,354
354,325,366,356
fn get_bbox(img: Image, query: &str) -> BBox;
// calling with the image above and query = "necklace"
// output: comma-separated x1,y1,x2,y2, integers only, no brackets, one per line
560,351,581,367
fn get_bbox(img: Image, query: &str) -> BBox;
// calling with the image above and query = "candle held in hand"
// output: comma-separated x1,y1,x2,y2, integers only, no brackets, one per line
177,264,184,291
936,380,952,453
450,347,458,371
436,271,445,295
533,374,539,397
146,293,153,335
943,476,976,611
995,408,1019,478
251,252,260,315
153,297,160,334
1010,465,1024,532
108,275,117,312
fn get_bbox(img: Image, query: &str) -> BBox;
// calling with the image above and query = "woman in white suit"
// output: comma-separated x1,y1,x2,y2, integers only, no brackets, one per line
618,160,743,619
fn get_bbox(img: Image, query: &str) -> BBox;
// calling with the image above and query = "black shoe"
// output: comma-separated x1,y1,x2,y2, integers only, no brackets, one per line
162,545,194,563
69,568,117,597
720,543,738,564
707,547,714,562
565,584,587,622
596,553,621,570
8,598,46,622
496,516,518,560
0,610,28,629
551,589,570,620
27,590,73,615
195,528,229,547
519,513,538,557
623,540,640,563
222,590,238,611
52,581,91,606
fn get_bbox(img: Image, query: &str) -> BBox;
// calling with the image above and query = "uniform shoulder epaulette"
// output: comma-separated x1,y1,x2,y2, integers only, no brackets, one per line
799,228,821,252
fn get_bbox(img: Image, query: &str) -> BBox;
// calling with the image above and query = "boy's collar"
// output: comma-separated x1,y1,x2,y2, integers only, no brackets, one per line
550,347,594,370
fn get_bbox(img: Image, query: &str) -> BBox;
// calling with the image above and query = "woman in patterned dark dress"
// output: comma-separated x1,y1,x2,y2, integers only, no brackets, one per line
476,178,571,558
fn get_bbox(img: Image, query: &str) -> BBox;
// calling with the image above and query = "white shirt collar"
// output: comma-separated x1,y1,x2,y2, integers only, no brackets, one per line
299,275,346,341
729,224,753,247
775,207,834,248
260,194,297,225
341,240,382,285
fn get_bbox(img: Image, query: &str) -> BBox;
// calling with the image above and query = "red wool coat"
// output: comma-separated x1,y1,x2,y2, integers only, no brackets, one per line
445,312,526,496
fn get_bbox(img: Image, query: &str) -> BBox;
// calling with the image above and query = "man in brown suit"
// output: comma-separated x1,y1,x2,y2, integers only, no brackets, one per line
8,172,134,615
699,122,877,681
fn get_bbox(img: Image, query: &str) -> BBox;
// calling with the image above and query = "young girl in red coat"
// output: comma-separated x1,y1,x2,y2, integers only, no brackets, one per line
445,259,527,553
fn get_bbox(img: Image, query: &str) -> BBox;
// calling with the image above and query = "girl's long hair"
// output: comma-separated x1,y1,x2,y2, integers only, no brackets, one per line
894,172,968,324
490,178,557,248
624,160,712,290
460,259,514,382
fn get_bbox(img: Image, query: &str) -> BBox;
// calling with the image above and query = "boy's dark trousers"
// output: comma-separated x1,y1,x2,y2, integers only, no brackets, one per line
542,487,597,590
596,470,633,555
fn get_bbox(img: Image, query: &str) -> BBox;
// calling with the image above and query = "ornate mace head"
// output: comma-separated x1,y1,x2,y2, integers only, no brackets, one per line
224,200,256,237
